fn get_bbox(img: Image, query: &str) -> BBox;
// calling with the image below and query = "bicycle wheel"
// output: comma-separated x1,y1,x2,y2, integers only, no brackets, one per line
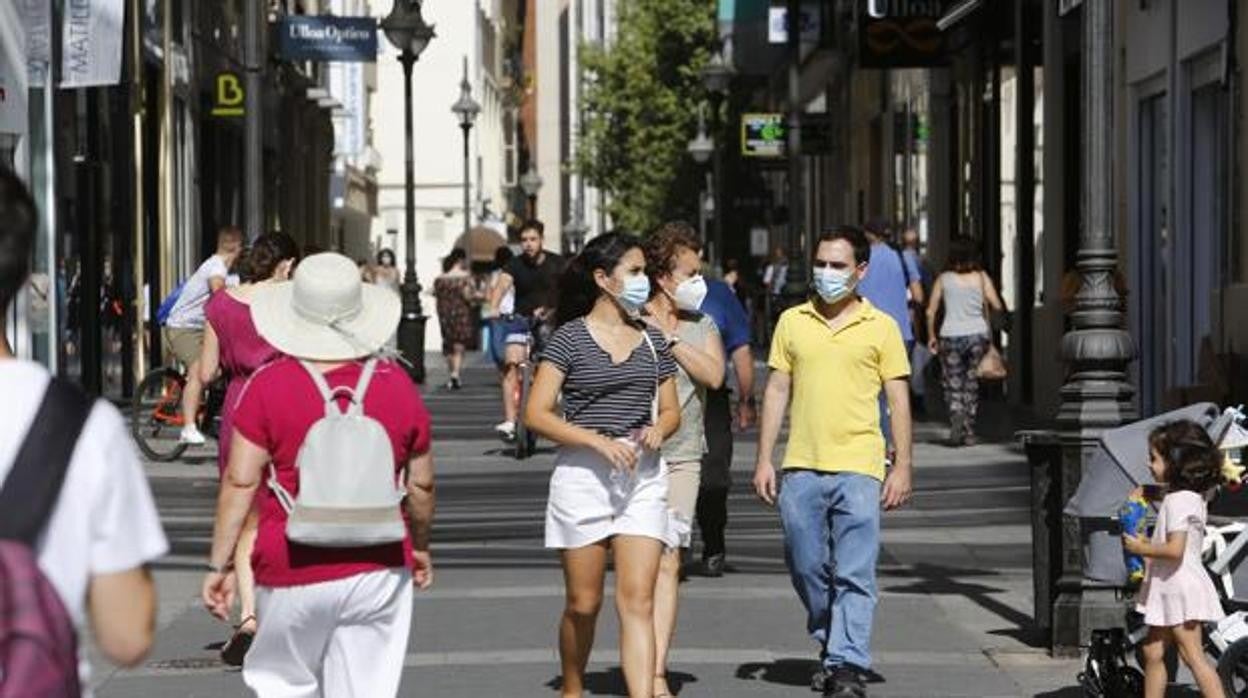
131,367,190,462
514,361,534,460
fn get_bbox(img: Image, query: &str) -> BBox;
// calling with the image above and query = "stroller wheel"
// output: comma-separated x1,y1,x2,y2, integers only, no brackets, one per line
1219,637,1248,696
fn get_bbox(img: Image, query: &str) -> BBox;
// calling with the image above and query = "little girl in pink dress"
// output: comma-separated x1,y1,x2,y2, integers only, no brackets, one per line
1126,420,1226,698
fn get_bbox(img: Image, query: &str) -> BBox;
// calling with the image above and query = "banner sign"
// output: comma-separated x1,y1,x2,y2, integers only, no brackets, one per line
17,0,52,86
60,0,125,88
278,16,377,63
741,113,786,158
859,0,949,68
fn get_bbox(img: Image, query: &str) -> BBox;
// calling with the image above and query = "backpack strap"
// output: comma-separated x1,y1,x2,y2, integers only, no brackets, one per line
348,358,379,417
298,359,366,417
0,378,92,546
639,329,660,424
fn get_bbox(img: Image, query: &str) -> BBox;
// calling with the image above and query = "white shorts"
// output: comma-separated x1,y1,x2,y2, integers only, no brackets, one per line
244,569,413,698
545,442,669,549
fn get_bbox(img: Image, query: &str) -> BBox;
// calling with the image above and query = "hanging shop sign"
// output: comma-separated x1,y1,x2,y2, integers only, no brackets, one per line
60,0,125,88
17,0,52,86
278,16,377,63
211,72,244,118
741,113,786,158
859,0,949,68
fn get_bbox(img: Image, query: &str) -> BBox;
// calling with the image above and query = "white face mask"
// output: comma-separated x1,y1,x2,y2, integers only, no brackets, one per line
671,275,708,311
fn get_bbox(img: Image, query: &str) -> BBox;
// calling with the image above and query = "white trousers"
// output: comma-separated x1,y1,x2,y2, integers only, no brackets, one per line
243,569,413,698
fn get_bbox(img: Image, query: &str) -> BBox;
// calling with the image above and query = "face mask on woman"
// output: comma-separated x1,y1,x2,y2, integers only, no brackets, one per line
671,275,708,311
812,266,858,304
614,274,651,315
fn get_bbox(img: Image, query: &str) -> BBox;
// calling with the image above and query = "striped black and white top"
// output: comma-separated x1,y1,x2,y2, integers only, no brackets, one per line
541,318,678,438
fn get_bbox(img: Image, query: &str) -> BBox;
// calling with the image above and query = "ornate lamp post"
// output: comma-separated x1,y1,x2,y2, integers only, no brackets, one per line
451,56,481,236
700,43,734,270
519,165,543,219
687,103,715,247
381,0,435,383
563,199,589,255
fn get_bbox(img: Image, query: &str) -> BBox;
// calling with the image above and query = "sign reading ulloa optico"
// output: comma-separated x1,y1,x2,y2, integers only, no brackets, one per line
278,16,377,63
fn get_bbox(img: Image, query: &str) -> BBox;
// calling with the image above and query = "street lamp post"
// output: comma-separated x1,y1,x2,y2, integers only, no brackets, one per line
563,198,589,255
700,43,734,271
451,55,481,237
519,166,543,219
381,0,435,384
687,103,715,251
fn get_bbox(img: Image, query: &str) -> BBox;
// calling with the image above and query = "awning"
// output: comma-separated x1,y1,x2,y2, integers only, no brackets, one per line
452,226,508,264
936,0,983,32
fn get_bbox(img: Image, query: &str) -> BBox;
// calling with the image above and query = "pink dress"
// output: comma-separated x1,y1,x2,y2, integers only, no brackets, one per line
1136,490,1225,626
204,291,283,478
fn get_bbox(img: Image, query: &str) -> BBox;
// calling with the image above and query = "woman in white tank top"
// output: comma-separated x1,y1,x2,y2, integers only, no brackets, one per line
924,238,1005,446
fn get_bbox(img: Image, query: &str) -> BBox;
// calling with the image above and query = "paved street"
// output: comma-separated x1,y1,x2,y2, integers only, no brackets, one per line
91,360,1086,697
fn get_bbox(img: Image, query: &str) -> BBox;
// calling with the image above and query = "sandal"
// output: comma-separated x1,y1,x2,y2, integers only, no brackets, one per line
220,615,257,667
654,673,674,697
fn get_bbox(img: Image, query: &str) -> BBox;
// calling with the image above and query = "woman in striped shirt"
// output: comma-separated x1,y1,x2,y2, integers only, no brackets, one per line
524,231,681,698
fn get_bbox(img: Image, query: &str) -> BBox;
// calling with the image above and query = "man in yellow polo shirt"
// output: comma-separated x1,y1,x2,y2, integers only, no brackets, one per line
753,226,913,698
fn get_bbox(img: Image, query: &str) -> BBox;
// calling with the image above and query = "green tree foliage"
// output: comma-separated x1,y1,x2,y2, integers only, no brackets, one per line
576,0,716,234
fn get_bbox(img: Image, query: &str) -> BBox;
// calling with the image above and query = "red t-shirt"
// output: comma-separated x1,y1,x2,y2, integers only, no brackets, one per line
231,357,432,588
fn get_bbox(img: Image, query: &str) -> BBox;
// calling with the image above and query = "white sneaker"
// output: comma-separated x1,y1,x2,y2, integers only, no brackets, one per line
180,425,206,445
494,421,516,442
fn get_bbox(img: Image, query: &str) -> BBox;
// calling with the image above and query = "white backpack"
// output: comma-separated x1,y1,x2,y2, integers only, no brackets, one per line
267,359,406,547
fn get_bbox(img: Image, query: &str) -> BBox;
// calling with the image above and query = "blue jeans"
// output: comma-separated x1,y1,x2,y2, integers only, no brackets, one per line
778,469,882,671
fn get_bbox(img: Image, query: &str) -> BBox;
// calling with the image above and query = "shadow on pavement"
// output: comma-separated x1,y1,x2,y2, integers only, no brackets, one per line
734,659,885,688
883,562,1042,648
544,668,697,695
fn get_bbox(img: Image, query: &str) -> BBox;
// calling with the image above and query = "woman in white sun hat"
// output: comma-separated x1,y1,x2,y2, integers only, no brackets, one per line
201,252,435,698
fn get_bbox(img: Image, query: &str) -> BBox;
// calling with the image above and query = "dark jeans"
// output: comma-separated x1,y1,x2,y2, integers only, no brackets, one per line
696,387,733,558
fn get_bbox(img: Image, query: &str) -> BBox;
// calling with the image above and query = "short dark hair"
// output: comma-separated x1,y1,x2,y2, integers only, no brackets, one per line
442,247,467,273
863,218,890,240
644,220,702,279
0,167,37,311
813,225,871,266
945,237,983,273
520,219,545,237
240,232,300,283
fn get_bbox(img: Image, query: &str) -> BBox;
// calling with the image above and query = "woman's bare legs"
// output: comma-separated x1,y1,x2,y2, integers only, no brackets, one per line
1173,622,1225,698
1140,627,1169,698
449,342,465,381
559,542,609,698
614,535,663,698
652,547,682,696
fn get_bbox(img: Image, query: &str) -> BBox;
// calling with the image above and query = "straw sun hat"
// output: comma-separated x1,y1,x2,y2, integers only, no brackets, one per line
251,252,401,361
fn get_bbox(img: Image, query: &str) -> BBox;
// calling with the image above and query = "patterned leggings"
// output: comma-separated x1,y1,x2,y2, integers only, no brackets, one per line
939,334,989,423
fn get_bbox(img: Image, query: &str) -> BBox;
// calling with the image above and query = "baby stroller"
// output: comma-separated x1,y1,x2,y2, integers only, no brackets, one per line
1069,405,1248,697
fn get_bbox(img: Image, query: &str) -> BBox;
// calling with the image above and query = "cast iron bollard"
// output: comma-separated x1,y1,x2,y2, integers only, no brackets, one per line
1019,429,1063,650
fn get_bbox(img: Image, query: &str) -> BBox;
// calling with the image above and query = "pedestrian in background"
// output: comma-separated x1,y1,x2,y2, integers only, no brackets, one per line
162,225,244,445
0,165,169,689
642,222,725,698
202,253,435,697
434,247,477,390
858,219,922,461
373,248,401,295
695,270,755,577
524,232,681,698
198,231,299,666
754,226,913,698
900,228,934,414
924,238,1004,446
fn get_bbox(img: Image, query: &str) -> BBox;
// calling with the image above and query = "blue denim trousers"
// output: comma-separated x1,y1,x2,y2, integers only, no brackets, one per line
778,469,882,671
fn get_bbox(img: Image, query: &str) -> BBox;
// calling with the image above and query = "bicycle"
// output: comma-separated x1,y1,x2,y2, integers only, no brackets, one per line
131,363,225,462
512,315,552,460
